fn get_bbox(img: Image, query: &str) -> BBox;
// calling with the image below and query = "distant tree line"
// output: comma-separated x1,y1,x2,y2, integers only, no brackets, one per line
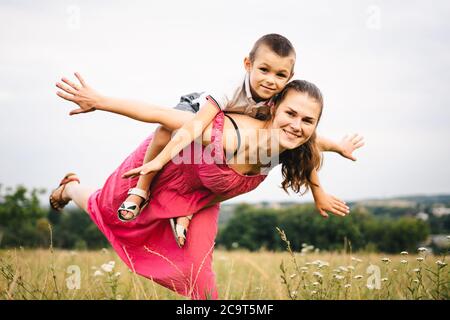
216,204,431,253
0,185,108,249
0,185,446,253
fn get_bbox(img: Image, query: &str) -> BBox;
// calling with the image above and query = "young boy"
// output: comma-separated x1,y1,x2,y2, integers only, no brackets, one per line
115,34,359,247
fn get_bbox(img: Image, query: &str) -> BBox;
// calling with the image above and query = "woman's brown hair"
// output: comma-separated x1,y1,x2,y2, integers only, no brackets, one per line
272,80,324,195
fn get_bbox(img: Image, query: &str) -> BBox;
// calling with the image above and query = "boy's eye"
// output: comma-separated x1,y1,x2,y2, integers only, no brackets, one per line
277,73,288,78
259,68,268,72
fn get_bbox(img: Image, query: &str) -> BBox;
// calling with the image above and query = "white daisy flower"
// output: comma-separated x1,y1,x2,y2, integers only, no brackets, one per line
354,275,363,280
416,257,424,262
400,251,408,255
101,262,114,273
417,247,428,253
400,260,408,264
436,260,447,267
313,272,323,278
93,270,104,277
344,284,351,289
381,257,391,264
381,278,388,282
339,266,349,272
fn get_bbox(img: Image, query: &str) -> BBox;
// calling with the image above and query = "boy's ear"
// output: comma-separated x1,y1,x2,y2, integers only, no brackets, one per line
288,71,295,81
244,57,252,72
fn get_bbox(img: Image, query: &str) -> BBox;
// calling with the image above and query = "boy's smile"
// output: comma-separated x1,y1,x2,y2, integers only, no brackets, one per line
244,44,295,101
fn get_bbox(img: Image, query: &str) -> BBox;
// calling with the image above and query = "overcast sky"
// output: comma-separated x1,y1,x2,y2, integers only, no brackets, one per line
1,0,449,205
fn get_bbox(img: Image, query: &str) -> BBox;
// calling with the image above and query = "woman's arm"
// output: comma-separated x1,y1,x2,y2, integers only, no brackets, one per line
316,134,365,161
56,72,192,131
309,168,350,218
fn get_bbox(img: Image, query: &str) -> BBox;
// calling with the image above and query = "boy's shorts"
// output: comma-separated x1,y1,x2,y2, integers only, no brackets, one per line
173,92,204,113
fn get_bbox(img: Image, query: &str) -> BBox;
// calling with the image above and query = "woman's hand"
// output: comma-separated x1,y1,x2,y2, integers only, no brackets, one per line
56,72,103,115
313,189,350,218
338,134,365,161
122,159,164,179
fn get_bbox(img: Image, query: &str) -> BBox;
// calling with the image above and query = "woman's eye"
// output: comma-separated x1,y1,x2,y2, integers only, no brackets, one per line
259,68,268,72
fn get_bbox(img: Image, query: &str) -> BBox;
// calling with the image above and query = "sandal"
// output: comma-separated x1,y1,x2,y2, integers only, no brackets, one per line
49,173,80,212
169,215,193,248
117,188,149,222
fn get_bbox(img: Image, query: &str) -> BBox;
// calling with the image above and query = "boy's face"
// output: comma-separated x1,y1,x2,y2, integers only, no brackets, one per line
244,45,295,101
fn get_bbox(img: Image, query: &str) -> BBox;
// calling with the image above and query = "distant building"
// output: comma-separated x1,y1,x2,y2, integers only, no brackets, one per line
431,206,450,217
431,234,450,249
416,212,429,221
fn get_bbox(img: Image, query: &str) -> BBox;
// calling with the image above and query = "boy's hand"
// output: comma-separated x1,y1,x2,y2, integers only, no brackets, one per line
122,159,164,179
56,72,102,115
313,189,350,218
338,134,365,161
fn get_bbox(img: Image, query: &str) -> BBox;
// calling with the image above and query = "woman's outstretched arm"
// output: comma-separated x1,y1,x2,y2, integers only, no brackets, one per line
316,134,365,161
56,72,192,131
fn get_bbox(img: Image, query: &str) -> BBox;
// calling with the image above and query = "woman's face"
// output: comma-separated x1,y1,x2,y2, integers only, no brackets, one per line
271,90,322,151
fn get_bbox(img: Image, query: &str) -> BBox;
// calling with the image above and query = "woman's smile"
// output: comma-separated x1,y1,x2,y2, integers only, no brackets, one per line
282,128,301,140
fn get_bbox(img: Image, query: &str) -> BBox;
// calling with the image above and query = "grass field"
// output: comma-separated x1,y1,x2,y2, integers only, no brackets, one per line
0,244,448,300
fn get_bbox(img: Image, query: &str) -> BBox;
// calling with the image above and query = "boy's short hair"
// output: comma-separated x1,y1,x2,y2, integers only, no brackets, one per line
249,34,296,64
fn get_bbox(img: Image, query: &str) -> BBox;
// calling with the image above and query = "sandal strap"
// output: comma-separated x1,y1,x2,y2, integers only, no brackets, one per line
50,173,80,211
127,188,148,200
119,202,140,215
175,224,187,240
59,173,80,186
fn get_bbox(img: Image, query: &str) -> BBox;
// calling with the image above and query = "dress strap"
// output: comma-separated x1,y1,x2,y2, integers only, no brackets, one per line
210,111,225,161
210,112,242,162
224,114,241,161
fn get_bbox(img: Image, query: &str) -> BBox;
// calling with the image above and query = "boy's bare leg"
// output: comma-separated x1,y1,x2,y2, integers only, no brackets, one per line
119,125,172,219
119,125,194,244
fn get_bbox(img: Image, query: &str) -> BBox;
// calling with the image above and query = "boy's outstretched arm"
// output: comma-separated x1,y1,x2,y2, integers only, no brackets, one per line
122,102,220,178
316,134,365,161
309,168,350,218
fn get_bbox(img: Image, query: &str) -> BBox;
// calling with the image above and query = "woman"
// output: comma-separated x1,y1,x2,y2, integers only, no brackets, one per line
50,77,352,299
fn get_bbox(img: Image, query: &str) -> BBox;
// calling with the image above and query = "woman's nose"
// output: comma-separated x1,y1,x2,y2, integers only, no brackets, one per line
290,119,302,132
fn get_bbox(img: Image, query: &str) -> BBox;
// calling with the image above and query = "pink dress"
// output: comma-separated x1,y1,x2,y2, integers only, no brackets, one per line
87,111,267,299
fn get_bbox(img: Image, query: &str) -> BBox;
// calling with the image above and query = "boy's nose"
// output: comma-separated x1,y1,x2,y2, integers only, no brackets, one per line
265,75,276,85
